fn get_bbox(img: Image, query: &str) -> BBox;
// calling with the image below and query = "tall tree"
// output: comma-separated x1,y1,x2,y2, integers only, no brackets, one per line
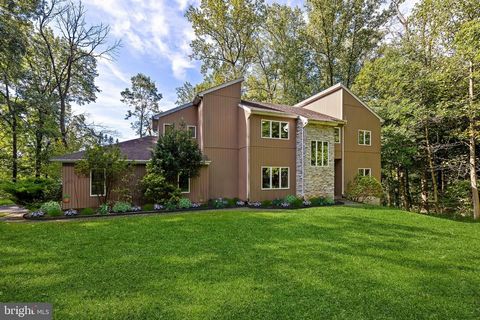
175,81,196,105
186,0,265,82
121,73,162,137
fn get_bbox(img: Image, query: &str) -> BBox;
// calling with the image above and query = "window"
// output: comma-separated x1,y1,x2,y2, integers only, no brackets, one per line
261,167,289,190
358,130,371,146
163,123,173,135
261,120,289,139
311,141,329,167
187,125,196,138
90,169,105,196
358,168,371,176
334,127,341,144
178,173,190,193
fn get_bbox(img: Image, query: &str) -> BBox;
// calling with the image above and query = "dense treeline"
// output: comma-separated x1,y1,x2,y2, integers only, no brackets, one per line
183,0,479,218
0,0,118,182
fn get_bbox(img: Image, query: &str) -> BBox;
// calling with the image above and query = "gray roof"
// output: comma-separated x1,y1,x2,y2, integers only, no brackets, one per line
240,100,344,123
51,136,158,162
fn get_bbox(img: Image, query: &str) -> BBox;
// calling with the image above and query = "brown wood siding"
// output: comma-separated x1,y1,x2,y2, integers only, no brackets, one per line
201,82,241,199
185,166,209,203
342,90,381,189
156,105,198,140
237,108,249,200
248,114,297,201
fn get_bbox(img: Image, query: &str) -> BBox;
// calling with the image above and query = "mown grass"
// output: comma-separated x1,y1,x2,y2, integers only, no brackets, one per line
0,198,14,206
1,206,479,319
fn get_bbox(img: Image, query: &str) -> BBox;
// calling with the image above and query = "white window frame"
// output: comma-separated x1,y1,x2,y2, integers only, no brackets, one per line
358,168,372,177
261,119,289,140
187,125,197,138
90,169,106,197
358,130,372,146
178,174,190,194
310,140,329,167
261,166,290,190
334,127,341,144
163,123,173,135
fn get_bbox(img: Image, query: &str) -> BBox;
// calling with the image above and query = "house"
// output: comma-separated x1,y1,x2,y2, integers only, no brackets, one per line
53,78,381,209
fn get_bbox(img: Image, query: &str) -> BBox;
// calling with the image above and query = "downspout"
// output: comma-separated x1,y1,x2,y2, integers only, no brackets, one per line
299,116,308,197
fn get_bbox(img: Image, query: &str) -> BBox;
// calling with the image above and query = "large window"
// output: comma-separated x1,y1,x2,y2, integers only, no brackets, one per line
261,120,289,139
178,173,190,193
358,168,371,177
334,127,341,144
90,169,105,196
311,141,329,167
262,167,289,190
358,130,371,146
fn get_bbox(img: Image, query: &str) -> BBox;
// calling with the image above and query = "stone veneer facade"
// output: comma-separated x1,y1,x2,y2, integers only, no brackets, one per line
296,119,335,199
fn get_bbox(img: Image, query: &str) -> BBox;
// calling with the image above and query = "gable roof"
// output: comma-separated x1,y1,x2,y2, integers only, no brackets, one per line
51,136,158,163
294,83,383,122
240,100,344,123
152,102,193,120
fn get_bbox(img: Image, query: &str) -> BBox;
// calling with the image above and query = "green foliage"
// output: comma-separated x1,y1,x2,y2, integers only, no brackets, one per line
209,198,228,209
309,196,335,206
142,203,155,211
178,198,192,209
141,168,181,205
112,201,132,213
80,208,95,215
97,203,109,215
175,81,196,105
441,180,475,217
40,201,62,217
283,195,298,205
346,175,383,203
1,178,61,205
150,122,203,185
261,200,272,207
75,143,129,204
272,198,283,207
165,200,178,211
121,73,162,137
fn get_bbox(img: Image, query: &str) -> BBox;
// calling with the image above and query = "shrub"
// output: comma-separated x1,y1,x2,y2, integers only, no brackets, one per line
290,198,303,208
97,203,109,215
310,196,335,206
261,200,272,207
165,200,178,210
272,198,283,207
80,208,95,215
64,209,78,216
284,195,298,205
142,203,155,211
40,201,62,217
346,175,383,203
1,178,61,205
112,201,132,213
142,172,181,205
226,198,236,207
178,198,192,209
303,199,312,206
441,180,474,217
210,198,228,208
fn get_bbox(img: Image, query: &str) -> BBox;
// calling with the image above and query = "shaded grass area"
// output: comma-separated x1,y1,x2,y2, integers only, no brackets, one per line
1,206,479,319
0,198,14,206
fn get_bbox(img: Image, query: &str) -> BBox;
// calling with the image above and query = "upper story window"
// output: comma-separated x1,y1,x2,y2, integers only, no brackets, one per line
187,125,196,138
311,141,329,167
262,167,289,190
358,130,371,146
334,127,341,144
163,123,173,135
90,169,105,196
261,120,289,139
358,168,371,176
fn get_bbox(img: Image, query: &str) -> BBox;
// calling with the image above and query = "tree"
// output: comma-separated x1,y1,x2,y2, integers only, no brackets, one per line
121,73,162,137
186,0,265,81
75,142,129,204
150,122,203,185
36,0,119,147
175,81,196,105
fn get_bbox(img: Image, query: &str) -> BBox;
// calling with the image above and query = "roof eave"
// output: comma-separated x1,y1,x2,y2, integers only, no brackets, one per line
238,104,298,119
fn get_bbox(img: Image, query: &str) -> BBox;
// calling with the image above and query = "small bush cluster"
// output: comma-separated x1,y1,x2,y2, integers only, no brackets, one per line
97,203,109,215
64,209,78,216
40,201,62,216
178,198,192,209
80,208,95,215
111,201,132,213
346,175,383,203
1,178,61,206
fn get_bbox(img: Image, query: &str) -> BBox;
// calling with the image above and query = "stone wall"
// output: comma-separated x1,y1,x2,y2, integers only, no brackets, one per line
296,120,335,199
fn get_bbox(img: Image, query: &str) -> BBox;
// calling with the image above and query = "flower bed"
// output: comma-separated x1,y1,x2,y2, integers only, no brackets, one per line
25,196,339,220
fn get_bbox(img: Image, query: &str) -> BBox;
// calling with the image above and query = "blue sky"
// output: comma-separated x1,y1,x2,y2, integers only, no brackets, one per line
77,0,414,141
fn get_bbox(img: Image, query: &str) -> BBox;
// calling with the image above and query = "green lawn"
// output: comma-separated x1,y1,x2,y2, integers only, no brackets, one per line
0,198,14,206
1,206,479,319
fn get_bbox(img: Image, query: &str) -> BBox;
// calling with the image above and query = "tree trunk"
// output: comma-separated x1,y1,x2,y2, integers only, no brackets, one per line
398,167,409,211
468,60,479,220
425,126,439,213
420,170,429,213
405,168,412,210
12,114,18,182
60,99,67,147
34,131,43,178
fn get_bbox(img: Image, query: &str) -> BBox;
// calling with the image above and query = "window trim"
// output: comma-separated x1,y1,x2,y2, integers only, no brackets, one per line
187,125,197,138
178,174,190,194
358,129,372,146
261,119,289,140
163,123,173,135
310,140,329,167
89,169,106,197
261,166,290,190
334,127,341,144
358,168,372,177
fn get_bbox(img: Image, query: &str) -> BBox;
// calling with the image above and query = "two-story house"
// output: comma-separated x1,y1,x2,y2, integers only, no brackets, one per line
54,78,381,208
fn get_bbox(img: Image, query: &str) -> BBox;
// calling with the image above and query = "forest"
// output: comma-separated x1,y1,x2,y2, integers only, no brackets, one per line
1,0,479,218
